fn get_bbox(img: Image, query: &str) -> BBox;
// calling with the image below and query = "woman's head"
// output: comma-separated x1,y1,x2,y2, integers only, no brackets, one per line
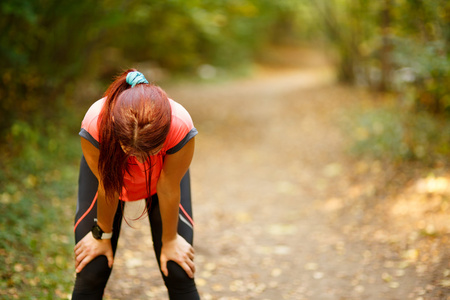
98,69,171,201
113,83,171,159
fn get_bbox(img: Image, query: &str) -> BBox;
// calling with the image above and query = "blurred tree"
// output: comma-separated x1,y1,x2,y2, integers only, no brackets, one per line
307,0,449,115
379,0,393,92
0,0,125,136
0,0,301,140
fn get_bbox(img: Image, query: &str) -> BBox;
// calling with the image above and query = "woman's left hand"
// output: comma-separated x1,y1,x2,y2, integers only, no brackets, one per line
160,234,195,278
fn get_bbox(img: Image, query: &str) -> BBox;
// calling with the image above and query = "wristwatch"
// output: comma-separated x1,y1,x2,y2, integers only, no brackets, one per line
91,219,113,240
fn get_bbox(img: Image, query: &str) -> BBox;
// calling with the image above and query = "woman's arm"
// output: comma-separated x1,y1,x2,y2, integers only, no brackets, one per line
157,137,196,278
80,137,119,232
74,137,118,273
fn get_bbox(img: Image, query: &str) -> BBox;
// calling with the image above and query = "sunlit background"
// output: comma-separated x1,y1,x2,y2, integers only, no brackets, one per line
1,1,449,299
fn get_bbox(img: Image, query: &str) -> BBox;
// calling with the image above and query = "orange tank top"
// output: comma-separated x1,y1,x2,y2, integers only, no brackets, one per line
79,98,198,201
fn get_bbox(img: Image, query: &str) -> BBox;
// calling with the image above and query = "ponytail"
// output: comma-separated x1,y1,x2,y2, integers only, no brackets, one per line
98,69,133,202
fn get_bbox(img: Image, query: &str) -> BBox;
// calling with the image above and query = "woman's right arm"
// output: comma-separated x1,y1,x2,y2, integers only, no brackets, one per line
74,137,119,273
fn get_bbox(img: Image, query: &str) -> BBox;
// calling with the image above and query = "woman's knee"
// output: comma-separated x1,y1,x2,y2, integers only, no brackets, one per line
163,261,197,293
73,256,112,293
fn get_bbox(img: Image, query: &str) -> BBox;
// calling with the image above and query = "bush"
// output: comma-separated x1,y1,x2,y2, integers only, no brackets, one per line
344,100,450,164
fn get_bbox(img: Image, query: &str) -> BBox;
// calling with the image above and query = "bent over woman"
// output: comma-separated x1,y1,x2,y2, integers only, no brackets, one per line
72,69,200,299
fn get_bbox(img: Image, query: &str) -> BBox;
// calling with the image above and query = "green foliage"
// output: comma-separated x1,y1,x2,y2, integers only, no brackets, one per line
392,38,450,114
0,117,80,298
103,0,298,71
344,101,450,163
0,0,300,137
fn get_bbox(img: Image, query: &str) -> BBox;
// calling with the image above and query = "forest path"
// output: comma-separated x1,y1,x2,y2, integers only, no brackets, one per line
104,48,449,300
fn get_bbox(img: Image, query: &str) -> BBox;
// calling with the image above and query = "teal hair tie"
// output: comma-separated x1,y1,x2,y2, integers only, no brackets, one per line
126,71,149,88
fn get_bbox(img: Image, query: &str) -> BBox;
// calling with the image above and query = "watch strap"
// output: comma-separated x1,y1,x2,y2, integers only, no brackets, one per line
101,232,113,239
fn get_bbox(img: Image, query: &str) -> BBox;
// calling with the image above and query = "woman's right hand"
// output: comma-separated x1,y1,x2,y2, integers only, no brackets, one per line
74,232,114,273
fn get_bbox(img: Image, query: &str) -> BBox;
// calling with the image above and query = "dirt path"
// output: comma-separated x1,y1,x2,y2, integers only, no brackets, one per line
104,49,449,300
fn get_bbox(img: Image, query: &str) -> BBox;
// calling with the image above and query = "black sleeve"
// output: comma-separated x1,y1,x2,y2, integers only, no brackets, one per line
79,128,100,149
166,128,198,155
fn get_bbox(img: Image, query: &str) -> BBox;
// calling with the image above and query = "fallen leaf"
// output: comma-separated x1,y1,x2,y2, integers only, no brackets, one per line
229,280,244,292
212,284,224,291
403,249,419,262
323,163,342,178
354,285,365,293
268,224,297,235
14,264,23,272
313,272,324,279
304,262,318,271
201,271,212,278
276,181,297,195
388,281,399,289
196,278,207,287
204,262,216,271
382,272,392,282
273,245,291,255
125,257,142,268
235,212,252,223
271,268,282,277
439,279,450,287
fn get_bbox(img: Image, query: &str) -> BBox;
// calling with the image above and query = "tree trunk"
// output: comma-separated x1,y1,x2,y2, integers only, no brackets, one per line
379,0,392,92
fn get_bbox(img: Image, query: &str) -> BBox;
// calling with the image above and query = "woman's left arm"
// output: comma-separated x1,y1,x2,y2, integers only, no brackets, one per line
157,137,196,278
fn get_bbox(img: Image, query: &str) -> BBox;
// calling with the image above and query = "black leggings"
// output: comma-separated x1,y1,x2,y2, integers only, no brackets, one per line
72,155,199,299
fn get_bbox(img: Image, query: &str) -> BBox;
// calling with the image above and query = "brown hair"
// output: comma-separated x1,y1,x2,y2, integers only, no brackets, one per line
98,69,171,202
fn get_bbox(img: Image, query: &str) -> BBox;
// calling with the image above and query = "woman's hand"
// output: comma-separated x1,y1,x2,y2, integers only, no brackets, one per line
160,234,195,278
74,232,114,273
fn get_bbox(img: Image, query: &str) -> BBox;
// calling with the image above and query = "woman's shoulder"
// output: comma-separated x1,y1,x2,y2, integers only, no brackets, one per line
81,98,106,128
163,99,197,154
169,98,194,129
84,98,106,120
79,98,106,146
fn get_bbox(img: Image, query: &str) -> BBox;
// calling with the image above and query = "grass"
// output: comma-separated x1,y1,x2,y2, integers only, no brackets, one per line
0,116,81,299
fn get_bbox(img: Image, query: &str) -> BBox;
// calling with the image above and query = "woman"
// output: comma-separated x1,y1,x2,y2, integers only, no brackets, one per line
72,69,200,299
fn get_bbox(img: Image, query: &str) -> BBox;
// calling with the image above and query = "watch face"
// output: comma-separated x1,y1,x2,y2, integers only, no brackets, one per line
92,225,102,239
